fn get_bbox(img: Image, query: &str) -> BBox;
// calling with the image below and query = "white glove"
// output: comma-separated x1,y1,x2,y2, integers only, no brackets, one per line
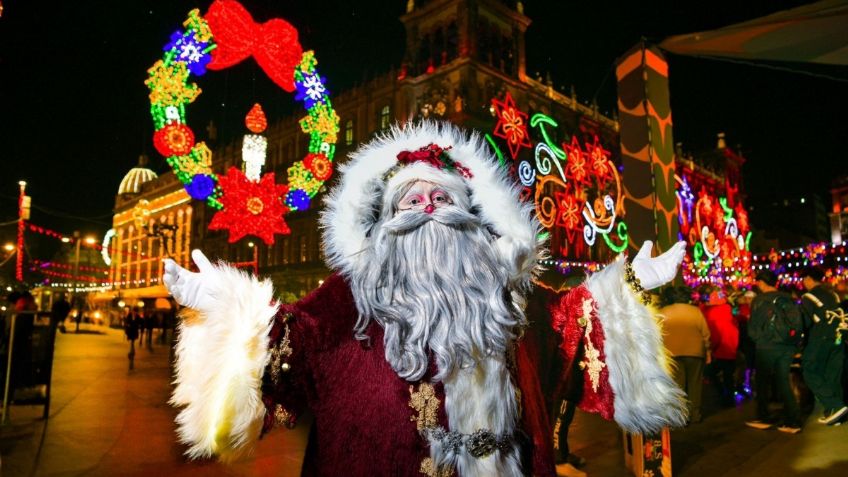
162,249,221,312
631,240,686,290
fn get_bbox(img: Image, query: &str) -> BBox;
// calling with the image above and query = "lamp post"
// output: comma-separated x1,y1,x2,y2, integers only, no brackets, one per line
72,233,97,319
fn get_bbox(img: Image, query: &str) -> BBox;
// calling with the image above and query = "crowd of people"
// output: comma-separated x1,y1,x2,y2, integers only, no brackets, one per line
658,267,848,434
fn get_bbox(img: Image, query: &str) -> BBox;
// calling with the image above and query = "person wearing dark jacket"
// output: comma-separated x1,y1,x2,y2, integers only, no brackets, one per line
799,267,848,425
50,293,71,333
124,309,140,370
745,270,803,434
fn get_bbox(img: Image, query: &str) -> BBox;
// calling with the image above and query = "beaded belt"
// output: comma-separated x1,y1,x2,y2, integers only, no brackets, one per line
425,426,514,459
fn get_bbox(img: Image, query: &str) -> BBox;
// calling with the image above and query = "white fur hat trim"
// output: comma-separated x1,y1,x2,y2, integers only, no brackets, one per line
320,120,543,285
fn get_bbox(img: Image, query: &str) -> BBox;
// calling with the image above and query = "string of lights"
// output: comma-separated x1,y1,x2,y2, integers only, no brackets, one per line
31,259,109,273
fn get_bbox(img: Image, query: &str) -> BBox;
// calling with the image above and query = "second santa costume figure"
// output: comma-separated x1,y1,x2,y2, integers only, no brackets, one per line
164,122,688,477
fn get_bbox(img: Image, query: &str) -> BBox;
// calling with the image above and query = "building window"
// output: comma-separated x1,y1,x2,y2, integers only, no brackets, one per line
379,105,391,130
345,119,354,146
299,236,307,263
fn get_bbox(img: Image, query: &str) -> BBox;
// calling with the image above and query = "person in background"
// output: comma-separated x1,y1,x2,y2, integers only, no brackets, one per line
798,267,848,425
734,289,757,397
124,308,139,371
14,291,36,312
157,311,167,345
50,293,70,334
660,286,711,424
136,307,145,344
145,310,155,349
745,270,804,434
702,286,739,406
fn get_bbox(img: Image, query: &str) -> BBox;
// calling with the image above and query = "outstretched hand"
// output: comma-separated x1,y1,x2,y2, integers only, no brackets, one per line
631,240,686,290
163,249,220,312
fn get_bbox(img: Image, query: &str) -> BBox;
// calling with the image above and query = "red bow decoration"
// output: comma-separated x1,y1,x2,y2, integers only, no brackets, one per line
396,143,473,179
204,0,303,92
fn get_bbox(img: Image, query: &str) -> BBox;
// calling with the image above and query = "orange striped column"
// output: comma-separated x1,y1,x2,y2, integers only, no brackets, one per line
616,41,679,256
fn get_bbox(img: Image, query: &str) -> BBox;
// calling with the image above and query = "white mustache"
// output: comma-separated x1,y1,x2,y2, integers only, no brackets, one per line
382,206,479,234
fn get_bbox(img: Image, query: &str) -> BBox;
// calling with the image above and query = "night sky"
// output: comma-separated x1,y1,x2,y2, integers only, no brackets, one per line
1,1,846,254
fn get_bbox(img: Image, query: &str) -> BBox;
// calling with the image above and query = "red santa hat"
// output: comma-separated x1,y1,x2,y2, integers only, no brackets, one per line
320,120,545,288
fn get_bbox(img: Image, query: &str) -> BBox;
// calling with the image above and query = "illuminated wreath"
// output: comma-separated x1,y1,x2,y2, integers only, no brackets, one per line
145,0,338,243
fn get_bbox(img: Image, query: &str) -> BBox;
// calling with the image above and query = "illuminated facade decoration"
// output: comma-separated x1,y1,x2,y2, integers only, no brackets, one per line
829,175,848,245
675,139,753,287
111,184,193,292
753,242,848,289
145,0,339,220
491,91,531,160
489,106,626,263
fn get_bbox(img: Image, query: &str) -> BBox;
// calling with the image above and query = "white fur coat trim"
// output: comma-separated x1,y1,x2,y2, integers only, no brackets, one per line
433,356,523,477
585,256,688,433
320,120,543,287
170,263,278,461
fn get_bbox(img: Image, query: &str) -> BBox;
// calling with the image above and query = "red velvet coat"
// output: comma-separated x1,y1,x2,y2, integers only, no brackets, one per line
260,273,557,477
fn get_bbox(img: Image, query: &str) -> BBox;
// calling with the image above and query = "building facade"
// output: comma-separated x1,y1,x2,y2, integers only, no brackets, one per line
107,156,193,301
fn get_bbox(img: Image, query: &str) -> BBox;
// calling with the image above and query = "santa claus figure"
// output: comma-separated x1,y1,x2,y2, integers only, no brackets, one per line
164,122,687,477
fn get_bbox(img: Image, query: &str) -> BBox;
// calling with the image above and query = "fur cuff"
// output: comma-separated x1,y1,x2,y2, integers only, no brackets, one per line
170,264,279,461
585,256,688,433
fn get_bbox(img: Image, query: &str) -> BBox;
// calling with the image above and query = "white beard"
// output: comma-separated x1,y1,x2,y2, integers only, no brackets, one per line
349,204,526,477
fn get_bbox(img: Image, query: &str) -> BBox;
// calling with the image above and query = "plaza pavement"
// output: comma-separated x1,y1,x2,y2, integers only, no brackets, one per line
1,323,846,476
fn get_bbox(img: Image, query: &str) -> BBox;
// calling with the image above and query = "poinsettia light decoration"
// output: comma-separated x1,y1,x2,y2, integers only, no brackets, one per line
491,91,531,160
208,168,290,245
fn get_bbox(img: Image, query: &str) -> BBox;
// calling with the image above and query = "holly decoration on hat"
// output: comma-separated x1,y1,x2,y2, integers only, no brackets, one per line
208,167,291,245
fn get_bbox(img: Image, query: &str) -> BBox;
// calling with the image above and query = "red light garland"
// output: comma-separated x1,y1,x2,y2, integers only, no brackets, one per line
16,183,25,281
38,269,106,283
26,223,143,258
32,260,108,273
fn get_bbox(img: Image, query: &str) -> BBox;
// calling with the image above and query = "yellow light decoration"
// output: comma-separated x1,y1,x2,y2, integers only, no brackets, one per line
300,103,339,143
183,9,213,43
190,141,213,174
146,60,201,107
133,200,152,229
174,142,213,176
298,50,317,73
287,162,322,196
